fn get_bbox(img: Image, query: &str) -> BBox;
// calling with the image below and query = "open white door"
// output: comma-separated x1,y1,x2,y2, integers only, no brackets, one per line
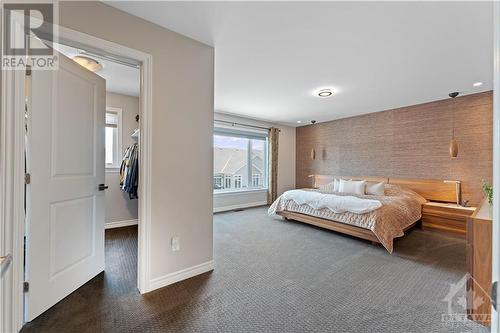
25,49,106,321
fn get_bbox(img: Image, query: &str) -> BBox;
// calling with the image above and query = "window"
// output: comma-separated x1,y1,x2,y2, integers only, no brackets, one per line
213,128,268,193
213,174,223,190
234,175,242,189
252,174,260,187
225,176,231,189
105,107,122,169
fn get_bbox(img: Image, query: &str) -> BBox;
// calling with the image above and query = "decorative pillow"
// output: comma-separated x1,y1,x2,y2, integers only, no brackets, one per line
311,175,334,188
365,182,385,196
319,181,335,192
338,179,366,195
319,178,340,192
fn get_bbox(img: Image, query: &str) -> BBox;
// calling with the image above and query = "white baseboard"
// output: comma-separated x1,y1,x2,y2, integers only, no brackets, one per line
149,260,214,292
104,219,138,229
213,201,268,213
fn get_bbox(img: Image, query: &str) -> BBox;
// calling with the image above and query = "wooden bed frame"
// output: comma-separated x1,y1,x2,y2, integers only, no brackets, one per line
278,176,459,245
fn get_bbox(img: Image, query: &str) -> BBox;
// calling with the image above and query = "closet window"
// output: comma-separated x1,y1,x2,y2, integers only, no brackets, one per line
105,107,123,170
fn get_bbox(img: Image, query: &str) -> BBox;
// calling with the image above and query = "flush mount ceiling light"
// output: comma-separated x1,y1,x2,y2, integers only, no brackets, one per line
314,88,334,98
72,55,103,72
473,82,483,87
297,120,302,124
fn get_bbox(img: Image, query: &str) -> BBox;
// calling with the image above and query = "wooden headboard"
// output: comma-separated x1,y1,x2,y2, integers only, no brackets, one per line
388,178,460,203
308,175,389,188
307,175,460,203
343,176,388,184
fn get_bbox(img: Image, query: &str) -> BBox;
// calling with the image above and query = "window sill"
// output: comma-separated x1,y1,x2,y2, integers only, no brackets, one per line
213,188,268,197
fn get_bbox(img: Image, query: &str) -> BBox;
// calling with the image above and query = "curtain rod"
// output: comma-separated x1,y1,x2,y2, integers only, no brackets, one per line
214,119,270,131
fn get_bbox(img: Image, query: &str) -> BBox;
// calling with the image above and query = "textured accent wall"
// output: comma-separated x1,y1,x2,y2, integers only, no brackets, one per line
296,91,492,205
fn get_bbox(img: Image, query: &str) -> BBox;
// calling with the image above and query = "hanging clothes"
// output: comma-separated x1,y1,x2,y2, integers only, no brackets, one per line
120,143,139,199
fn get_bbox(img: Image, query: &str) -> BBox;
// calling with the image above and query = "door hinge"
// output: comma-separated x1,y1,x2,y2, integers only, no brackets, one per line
25,173,31,184
492,281,497,311
23,281,29,292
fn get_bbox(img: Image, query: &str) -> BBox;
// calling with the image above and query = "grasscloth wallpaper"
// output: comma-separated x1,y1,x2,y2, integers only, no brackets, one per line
296,91,492,205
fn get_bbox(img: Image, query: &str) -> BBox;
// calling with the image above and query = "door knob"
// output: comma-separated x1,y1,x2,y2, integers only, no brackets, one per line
98,184,109,191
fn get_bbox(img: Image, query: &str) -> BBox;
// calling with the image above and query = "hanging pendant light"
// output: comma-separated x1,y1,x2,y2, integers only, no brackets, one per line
449,92,459,158
310,120,317,160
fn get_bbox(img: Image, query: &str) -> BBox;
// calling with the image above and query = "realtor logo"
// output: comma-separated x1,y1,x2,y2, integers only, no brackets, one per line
442,273,492,326
2,2,58,70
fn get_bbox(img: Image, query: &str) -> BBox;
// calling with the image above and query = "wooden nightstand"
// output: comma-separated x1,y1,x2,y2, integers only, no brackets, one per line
421,202,476,236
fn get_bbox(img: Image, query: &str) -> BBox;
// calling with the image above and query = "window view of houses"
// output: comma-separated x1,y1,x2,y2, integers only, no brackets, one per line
213,134,267,192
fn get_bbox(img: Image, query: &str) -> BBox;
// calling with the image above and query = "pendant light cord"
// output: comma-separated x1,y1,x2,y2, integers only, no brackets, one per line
452,96,455,139
448,92,459,139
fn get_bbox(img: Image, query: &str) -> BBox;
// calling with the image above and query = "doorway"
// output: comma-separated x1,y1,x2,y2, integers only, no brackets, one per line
2,26,153,328
26,40,142,321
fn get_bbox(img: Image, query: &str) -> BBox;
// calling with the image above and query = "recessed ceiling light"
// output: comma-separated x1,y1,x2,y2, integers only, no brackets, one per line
473,82,483,87
314,88,334,98
72,55,103,72
297,120,302,124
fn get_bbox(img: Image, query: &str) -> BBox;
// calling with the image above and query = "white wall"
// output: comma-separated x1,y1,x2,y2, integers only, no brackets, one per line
105,92,139,226
60,2,214,287
213,112,296,212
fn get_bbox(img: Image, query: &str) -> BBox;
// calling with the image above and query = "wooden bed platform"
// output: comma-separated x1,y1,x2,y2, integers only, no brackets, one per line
280,176,460,245
277,210,419,245
278,210,381,243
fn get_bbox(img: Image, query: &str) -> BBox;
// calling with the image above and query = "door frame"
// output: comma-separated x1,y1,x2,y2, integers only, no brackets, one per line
1,25,153,330
492,2,500,331
1,61,26,333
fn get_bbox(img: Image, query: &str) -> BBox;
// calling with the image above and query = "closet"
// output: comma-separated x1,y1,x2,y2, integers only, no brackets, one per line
120,116,139,199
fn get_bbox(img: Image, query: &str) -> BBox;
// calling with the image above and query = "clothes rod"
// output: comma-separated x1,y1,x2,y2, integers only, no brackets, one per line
214,120,270,131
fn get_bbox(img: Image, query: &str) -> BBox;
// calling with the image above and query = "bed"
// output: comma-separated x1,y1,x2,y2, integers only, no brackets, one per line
269,176,460,253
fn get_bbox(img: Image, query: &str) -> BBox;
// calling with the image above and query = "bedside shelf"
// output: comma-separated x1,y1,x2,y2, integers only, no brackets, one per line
421,202,476,236
466,200,492,327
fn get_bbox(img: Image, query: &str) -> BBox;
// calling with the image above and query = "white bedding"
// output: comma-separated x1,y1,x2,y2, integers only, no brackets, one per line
275,189,382,215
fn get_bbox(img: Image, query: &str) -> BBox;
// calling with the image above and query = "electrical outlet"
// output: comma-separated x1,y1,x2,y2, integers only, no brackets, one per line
171,237,180,252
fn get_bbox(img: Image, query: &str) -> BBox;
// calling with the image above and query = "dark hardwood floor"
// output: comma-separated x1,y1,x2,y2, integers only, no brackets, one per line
21,225,212,332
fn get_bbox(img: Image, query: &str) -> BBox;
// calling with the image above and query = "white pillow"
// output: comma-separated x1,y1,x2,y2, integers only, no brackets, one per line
338,179,366,195
319,181,334,192
319,178,341,192
333,178,340,191
320,177,353,192
365,182,385,196
312,175,334,188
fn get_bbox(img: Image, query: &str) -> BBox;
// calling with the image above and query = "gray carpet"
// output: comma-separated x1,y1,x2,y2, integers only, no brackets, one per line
22,207,488,332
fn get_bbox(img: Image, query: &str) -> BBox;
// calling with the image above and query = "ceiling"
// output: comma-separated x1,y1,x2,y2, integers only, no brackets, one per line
108,1,493,125
53,43,140,97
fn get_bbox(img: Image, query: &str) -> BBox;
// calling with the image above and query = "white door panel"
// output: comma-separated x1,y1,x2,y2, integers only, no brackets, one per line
26,49,106,321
